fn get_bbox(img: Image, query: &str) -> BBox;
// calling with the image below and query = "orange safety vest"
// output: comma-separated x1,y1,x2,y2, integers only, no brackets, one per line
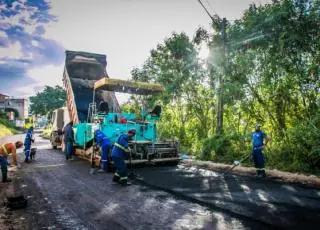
0,143,13,157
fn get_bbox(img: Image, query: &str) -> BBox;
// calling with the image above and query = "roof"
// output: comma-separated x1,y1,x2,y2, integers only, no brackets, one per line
94,78,164,95
0,93,9,97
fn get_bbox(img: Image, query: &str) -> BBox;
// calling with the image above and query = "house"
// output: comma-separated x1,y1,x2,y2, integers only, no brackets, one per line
0,94,29,120
0,93,9,101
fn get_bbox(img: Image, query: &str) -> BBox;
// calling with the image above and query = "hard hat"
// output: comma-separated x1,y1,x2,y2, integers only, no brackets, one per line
255,123,261,128
128,129,136,135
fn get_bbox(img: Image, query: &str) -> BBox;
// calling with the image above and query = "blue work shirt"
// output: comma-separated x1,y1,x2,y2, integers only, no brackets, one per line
24,128,33,146
63,124,74,142
111,134,129,158
252,130,266,147
95,130,111,148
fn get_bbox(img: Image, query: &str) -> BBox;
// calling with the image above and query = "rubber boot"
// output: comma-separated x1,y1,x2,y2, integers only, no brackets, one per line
119,179,131,186
69,156,75,161
2,171,11,183
98,169,106,173
98,162,108,173
112,174,120,182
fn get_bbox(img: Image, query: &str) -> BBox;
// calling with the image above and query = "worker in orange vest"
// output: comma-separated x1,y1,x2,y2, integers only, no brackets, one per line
0,141,23,182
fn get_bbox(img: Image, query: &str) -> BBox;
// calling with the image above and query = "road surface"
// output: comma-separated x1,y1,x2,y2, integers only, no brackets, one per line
6,135,320,229
0,133,25,145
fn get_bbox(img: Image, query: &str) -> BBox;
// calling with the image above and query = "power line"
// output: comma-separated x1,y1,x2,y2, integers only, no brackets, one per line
197,0,219,21
204,0,219,17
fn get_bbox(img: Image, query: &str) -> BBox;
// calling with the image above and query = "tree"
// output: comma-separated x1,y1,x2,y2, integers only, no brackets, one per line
30,86,66,116
127,0,320,173
131,32,214,148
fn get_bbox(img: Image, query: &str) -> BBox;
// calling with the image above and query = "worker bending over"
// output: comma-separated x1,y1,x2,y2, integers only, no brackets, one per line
95,130,112,173
0,141,23,182
111,129,136,185
252,124,270,178
24,127,34,162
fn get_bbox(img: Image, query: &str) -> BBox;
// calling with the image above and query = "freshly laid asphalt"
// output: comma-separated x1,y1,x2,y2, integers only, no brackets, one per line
8,135,320,229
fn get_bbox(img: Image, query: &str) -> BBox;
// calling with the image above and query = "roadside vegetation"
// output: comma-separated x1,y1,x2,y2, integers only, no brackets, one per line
28,85,66,138
0,112,19,137
42,124,52,139
126,0,320,174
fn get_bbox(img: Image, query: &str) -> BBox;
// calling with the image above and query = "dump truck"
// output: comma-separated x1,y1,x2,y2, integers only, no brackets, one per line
55,50,179,166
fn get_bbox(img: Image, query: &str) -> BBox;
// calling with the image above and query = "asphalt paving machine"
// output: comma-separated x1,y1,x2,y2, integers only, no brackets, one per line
61,50,180,166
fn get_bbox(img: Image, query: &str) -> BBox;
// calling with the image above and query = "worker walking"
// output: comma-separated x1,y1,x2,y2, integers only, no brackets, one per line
63,121,74,160
24,127,34,163
0,141,23,182
111,129,136,185
95,130,112,172
252,124,270,178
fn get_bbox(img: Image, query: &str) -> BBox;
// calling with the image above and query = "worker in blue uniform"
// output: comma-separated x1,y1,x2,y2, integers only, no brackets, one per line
252,124,270,177
63,121,74,160
111,129,136,185
24,127,34,163
95,130,112,173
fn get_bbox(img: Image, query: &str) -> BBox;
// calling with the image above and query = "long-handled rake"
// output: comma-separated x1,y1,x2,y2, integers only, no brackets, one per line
128,148,138,179
222,153,251,176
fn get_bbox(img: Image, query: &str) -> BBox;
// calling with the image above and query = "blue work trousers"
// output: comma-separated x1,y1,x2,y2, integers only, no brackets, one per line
101,145,109,170
24,143,31,160
112,156,128,178
0,156,8,181
65,141,74,158
252,146,265,174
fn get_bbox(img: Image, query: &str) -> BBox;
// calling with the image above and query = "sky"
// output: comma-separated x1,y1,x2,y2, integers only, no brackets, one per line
0,0,270,103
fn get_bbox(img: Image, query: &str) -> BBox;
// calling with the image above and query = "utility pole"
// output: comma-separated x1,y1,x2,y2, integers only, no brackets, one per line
197,0,227,136
216,17,227,136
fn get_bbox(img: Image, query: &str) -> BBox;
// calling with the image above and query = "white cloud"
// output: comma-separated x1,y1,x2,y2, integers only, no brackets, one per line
6,0,272,102
0,30,7,38
31,40,39,47
27,64,64,87
3,3,39,34
12,65,63,97
0,41,23,59
14,83,44,97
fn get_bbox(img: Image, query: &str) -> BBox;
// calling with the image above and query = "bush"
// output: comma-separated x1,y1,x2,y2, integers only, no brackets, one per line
201,133,252,163
269,114,320,173
0,117,19,137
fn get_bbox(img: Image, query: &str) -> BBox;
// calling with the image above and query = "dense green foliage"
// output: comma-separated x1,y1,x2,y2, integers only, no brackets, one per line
30,86,66,116
129,0,320,174
0,112,19,137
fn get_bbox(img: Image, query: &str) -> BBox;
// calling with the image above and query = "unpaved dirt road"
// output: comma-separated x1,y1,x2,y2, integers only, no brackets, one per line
2,135,320,229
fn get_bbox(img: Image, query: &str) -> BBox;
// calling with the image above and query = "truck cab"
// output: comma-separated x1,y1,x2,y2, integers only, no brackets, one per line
50,107,70,149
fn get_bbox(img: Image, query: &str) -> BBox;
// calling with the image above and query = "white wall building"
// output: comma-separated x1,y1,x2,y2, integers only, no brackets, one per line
0,93,29,120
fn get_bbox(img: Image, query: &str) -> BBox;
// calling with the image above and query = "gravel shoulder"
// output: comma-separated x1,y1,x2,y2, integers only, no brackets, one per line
182,159,320,188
